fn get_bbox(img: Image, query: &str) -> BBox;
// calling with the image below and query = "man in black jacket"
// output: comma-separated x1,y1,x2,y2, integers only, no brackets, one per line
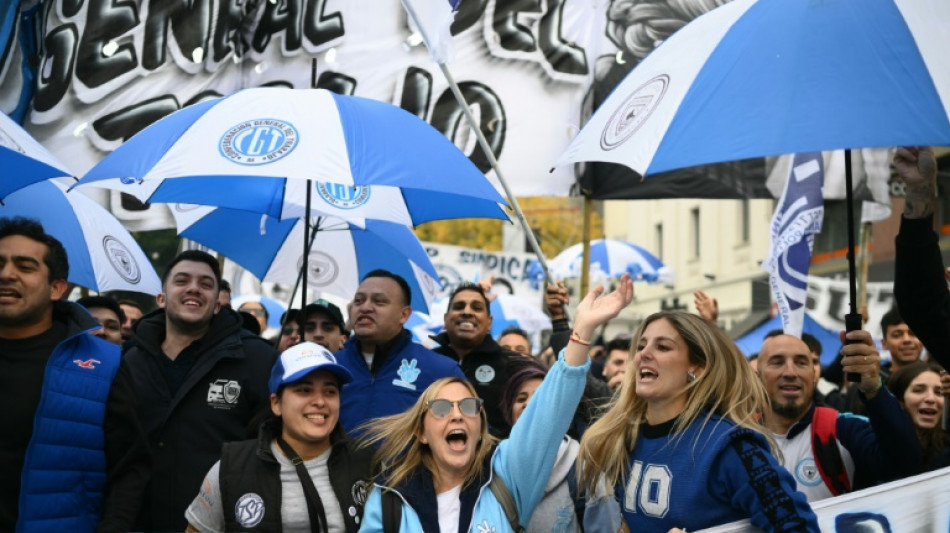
124,250,277,531
432,282,520,438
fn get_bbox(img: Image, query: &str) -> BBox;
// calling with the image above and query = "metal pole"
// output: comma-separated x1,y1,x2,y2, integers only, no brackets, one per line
400,0,553,284
581,195,592,296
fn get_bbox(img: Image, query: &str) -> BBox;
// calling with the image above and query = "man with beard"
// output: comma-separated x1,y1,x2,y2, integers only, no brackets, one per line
432,282,520,438
756,332,921,501
123,250,277,531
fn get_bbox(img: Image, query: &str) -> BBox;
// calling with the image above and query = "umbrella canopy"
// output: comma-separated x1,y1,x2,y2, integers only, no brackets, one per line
549,239,671,284
0,112,74,200
734,312,842,366
72,87,509,226
0,180,161,294
171,204,442,313
555,0,950,175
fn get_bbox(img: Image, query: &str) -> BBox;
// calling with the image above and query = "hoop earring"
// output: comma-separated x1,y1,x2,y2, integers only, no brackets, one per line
687,369,696,383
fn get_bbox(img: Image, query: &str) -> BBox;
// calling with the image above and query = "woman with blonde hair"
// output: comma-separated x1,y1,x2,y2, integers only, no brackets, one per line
577,311,818,532
357,276,634,533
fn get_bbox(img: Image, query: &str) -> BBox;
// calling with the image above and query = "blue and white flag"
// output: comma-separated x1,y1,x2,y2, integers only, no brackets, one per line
400,0,460,64
762,152,824,338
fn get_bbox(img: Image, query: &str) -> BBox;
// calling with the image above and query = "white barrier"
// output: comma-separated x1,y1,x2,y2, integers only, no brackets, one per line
698,466,950,532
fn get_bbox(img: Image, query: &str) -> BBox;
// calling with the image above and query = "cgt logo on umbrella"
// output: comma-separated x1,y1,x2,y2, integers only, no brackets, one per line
317,182,371,209
600,74,669,151
102,236,142,284
219,119,298,165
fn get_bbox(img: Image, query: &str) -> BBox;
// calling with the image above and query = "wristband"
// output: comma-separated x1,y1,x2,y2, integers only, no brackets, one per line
569,331,591,346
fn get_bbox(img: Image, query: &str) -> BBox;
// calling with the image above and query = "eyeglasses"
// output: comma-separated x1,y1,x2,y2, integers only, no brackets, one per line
281,326,301,336
426,397,483,418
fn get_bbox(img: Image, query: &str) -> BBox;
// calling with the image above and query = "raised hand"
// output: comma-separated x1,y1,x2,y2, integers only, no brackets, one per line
895,146,937,219
693,289,719,323
572,274,634,339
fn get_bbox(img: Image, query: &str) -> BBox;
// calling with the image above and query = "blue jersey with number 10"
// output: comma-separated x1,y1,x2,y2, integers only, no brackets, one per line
618,414,818,532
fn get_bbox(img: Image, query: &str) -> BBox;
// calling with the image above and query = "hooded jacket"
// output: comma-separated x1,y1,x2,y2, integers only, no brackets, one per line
359,356,589,533
124,307,277,531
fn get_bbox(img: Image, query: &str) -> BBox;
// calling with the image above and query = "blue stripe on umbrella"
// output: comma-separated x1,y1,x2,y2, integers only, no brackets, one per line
650,0,950,174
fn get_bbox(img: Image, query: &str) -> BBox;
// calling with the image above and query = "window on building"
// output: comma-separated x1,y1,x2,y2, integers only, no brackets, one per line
655,223,664,261
740,199,751,244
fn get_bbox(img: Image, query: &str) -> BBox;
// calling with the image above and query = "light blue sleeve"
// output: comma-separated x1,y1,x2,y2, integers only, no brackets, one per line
493,351,590,527
358,486,384,533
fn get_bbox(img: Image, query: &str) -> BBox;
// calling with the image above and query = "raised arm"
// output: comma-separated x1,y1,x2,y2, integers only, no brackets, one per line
564,274,634,367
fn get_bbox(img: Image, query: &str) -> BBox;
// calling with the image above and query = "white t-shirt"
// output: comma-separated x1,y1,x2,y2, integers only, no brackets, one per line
362,351,374,368
185,442,344,533
436,484,462,533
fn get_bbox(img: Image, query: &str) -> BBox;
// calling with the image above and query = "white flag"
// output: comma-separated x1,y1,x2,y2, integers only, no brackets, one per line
400,0,460,64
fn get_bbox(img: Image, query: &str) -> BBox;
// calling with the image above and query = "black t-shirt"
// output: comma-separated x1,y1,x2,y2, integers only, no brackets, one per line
0,321,68,530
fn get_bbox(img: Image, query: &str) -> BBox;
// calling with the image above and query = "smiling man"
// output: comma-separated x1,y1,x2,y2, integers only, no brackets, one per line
0,217,149,532
432,282,520,438
757,331,921,501
334,270,464,435
122,250,277,531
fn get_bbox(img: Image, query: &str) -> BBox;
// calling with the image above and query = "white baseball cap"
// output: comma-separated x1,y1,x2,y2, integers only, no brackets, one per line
268,342,353,394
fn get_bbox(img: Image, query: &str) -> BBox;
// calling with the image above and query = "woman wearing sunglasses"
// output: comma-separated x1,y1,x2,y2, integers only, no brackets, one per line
357,275,635,533
184,342,375,532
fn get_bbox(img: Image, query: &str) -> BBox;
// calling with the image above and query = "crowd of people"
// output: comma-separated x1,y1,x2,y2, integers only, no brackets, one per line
1,146,948,532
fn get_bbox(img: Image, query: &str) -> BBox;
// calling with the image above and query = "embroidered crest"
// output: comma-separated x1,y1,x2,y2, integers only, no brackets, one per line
73,358,101,369
207,379,242,409
234,493,265,527
392,359,420,390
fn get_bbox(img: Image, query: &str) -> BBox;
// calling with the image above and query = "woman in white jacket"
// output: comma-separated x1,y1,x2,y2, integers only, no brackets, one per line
357,276,633,533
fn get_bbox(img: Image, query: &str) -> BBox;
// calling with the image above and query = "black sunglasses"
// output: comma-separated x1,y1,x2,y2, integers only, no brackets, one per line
427,397,483,418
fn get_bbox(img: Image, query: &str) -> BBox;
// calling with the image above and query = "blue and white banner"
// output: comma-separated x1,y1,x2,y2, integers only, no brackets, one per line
762,152,824,338
699,466,950,532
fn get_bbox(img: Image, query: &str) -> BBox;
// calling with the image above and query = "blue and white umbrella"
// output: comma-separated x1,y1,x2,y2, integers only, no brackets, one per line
549,239,671,284
72,87,509,227
555,0,950,175
0,112,74,200
1,180,161,294
171,204,442,313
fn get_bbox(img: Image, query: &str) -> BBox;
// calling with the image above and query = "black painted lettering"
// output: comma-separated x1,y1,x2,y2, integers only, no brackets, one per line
76,0,139,88
303,0,344,48
400,67,433,120
33,24,78,112
431,82,505,173
143,0,212,70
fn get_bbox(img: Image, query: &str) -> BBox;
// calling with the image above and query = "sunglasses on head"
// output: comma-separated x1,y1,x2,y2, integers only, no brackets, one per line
427,397,483,418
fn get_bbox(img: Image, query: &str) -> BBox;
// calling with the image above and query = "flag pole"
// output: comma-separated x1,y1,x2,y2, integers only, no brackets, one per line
857,221,872,315
401,1,553,285
580,194,592,296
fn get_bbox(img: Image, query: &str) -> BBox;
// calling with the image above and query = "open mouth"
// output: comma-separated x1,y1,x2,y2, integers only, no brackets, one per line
455,320,477,332
0,288,21,299
638,368,657,382
446,429,468,452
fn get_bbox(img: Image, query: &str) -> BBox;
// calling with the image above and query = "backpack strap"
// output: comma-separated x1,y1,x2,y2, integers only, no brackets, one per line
382,489,402,533
489,473,524,533
810,406,852,496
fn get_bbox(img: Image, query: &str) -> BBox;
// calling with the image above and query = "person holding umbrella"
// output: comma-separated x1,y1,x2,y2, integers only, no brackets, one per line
577,312,819,532
185,342,374,532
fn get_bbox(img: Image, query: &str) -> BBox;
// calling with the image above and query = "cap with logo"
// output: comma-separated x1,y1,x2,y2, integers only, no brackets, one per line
268,342,353,394
304,299,346,331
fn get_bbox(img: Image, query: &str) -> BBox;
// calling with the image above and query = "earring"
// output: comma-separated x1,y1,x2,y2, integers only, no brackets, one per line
687,369,696,383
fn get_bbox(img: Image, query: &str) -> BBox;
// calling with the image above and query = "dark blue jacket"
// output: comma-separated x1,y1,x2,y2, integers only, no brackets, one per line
18,302,121,533
335,330,464,434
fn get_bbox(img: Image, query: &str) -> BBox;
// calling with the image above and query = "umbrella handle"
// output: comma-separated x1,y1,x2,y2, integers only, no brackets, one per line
844,313,863,383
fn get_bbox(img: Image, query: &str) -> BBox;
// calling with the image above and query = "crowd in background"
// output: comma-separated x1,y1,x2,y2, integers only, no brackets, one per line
2,147,949,533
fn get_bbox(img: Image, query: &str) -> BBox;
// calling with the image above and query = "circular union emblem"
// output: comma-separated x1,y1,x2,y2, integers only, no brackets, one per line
600,74,669,151
474,364,496,383
219,118,298,166
102,236,141,284
234,493,265,527
316,182,371,209
794,458,822,487
298,251,339,288
350,479,369,506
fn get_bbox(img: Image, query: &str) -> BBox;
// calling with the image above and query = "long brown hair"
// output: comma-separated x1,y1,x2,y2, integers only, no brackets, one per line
577,311,775,495
358,377,499,489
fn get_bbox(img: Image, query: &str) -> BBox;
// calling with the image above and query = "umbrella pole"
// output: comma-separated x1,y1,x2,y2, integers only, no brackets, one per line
844,149,862,382
399,0,552,284
302,181,312,307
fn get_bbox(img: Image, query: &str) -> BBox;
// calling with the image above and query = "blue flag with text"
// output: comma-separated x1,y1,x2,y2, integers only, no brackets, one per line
762,152,824,338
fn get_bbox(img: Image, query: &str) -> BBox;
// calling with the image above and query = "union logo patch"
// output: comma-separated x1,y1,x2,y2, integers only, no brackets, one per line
219,119,298,165
600,74,669,151
102,236,142,284
316,182,371,209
